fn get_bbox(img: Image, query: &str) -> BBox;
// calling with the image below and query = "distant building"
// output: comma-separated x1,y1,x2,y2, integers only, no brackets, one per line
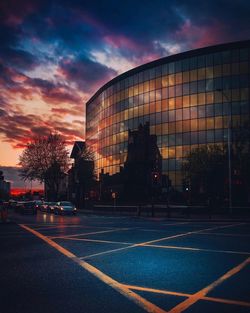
0,170,11,199
68,141,95,208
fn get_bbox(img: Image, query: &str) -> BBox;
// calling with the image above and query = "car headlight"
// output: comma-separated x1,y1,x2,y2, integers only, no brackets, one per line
60,207,64,210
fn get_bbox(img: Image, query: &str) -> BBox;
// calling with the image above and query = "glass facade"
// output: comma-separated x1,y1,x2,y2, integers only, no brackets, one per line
86,41,250,190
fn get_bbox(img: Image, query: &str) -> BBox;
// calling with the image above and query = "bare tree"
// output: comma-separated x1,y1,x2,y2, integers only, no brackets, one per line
19,134,70,200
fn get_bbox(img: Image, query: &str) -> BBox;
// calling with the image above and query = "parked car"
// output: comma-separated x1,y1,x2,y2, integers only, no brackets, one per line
47,202,57,213
34,200,43,211
40,202,50,213
54,201,77,215
20,201,37,215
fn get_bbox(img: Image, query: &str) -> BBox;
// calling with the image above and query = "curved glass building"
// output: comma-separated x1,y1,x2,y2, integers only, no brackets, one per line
86,40,250,191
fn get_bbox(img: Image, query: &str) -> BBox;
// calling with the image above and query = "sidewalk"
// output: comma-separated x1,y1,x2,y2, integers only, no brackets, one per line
77,203,250,222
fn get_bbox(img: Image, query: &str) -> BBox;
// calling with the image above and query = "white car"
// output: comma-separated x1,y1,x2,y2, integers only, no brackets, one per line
54,201,77,215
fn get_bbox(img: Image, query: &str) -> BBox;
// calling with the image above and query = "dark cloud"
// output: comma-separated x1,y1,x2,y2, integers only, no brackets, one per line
59,56,117,92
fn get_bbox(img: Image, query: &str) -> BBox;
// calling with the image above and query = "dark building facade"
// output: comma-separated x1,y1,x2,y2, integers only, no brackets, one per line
123,123,162,201
68,141,95,208
86,40,250,192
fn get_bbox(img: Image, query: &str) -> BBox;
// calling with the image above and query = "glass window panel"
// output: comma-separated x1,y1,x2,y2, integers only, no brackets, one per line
176,109,182,121
183,83,189,95
162,123,168,134
191,131,198,144
206,117,214,129
206,92,214,104
207,130,214,142
190,119,198,131
206,104,214,117
150,79,155,90
198,118,206,130
190,94,198,106
169,110,175,122
198,68,206,80
223,64,231,76
190,81,198,94
144,81,149,92
150,102,155,114
198,80,206,93
176,72,182,84
215,129,223,142
232,63,240,75
176,121,183,133
183,120,190,132
183,132,190,145
150,90,155,102
240,101,249,114
156,112,161,124
156,100,161,112
144,92,149,103
169,122,175,134
169,159,176,170
144,103,149,115
206,67,213,79
169,74,175,86
155,77,162,89
162,99,168,111
176,146,183,158
169,98,175,110
162,76,168,87
191,107,198,119
176,96,182,109
183,71,189,83
214,65,222,77
175,85,182,97
183,108,190,120
198,130,206,143
169,62,175,74
183,95,190,107
176,134,182,146
169,86,175,98
162,87,168,99
190,69,197,81
169,135,175,146
198,106,205,118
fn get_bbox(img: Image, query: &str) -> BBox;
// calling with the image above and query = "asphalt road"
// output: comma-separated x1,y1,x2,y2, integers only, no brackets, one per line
1,211,250,313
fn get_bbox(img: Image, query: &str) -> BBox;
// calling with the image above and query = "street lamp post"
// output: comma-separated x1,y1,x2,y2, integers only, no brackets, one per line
216,89,232,213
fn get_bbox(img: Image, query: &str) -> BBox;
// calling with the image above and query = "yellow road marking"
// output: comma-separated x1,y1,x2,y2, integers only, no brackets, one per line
135,223,244,247
57,236,133,245
19,224,167,313
49,227,131,239
78,223,245,260
124,285,190,298
199,232,250,237
124,285,250,308
145,244,250,256
168,256,250,313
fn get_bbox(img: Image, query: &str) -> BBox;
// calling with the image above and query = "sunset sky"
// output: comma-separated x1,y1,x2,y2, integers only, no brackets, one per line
0,0,250,188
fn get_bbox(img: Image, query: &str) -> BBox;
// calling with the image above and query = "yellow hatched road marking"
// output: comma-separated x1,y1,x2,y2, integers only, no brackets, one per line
168,256,250,313
19,224,167,313
49,227,131,239
145,244,250,256
124,285,250,308
57,236,133,245
198,232,250,237
78,223,245,260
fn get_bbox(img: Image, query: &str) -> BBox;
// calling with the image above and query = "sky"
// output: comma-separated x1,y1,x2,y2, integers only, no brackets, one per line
0,0,250,188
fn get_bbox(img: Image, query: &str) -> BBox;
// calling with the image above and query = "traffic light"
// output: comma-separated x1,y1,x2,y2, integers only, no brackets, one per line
152,172,160,185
